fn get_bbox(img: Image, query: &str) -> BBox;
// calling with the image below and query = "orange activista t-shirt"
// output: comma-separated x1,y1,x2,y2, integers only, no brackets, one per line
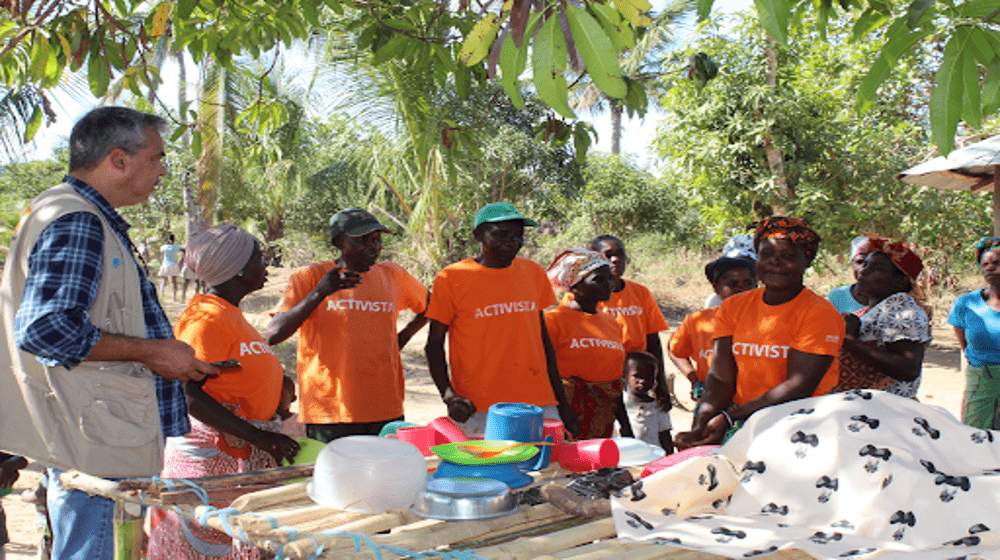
175,294,283,422
668,306,719,384
544,305,626,382
563,279,669,352
714,287,844,405
425,257,559,411
274,261,428,424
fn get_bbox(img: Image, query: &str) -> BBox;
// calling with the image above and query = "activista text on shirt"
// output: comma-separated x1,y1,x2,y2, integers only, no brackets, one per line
601,305,643,317
731,342,790,359
569,338,625,351
240,340,277,357
326,299,396,312
473,300,537,318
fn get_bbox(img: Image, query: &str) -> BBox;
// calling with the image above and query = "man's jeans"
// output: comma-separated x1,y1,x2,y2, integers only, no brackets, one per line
47,468,115,560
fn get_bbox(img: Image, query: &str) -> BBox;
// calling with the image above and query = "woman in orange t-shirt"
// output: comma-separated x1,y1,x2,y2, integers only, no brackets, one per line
676,217,845,449
148,225,299,560
545,248,625,439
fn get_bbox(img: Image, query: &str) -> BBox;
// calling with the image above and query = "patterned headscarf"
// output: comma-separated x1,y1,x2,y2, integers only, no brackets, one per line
752,217,822,263
546,248,612,291
975,237,1000,263
860,237,923,281
185,224,259,287
722,234,756,261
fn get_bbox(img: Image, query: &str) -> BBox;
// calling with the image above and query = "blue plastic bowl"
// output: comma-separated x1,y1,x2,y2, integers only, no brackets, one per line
432,460,533,489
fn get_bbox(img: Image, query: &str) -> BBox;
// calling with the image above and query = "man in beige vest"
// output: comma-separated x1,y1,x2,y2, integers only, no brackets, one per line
0,107,215,559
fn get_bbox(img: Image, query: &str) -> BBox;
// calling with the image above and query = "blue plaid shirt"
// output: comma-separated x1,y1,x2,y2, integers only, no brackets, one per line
14,176,190,437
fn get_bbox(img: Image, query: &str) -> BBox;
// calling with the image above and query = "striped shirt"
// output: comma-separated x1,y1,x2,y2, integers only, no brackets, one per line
13,176,189,437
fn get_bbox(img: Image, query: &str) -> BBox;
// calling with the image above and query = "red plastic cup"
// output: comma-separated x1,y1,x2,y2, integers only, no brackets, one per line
393,426,438,457
557,439,619,473
543,418,570,460
428,416,469,444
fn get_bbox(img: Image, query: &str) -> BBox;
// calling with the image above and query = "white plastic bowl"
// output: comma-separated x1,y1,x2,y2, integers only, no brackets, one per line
307,436,428,513
612,437,666,467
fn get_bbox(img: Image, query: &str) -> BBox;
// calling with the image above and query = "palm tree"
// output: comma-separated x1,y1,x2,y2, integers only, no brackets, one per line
573,0,694,154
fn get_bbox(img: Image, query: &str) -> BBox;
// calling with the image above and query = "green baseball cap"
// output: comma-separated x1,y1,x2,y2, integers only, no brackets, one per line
328,207,392,240
473,202,539,229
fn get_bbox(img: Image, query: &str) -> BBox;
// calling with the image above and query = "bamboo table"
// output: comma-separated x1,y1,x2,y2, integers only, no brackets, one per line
60,461,817,560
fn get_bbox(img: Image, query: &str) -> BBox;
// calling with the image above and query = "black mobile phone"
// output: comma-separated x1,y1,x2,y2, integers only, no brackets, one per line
209,359,242,371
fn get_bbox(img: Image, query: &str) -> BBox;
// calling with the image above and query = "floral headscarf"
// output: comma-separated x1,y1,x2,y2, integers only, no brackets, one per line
860,237,923,281
975,237,1000,263
546,248,611,291
752,217,822,263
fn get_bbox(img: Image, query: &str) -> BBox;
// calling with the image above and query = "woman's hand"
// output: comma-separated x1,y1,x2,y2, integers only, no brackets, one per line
675,413,729,450
252,430,301,465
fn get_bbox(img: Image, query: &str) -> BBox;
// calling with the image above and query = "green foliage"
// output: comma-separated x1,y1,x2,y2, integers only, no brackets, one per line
654,11,992,266
574,153,701,247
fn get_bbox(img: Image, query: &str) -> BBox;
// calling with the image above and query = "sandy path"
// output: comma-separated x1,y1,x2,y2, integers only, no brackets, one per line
0,267,968,557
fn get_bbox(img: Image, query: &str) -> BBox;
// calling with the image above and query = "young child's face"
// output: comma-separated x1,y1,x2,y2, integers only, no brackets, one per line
626,361,657,396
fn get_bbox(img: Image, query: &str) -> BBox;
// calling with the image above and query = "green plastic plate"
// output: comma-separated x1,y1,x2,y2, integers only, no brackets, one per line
431,440,539,465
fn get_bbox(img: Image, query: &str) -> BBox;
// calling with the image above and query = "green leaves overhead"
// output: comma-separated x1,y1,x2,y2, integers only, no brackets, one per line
565,6,626,100
533,15,576,119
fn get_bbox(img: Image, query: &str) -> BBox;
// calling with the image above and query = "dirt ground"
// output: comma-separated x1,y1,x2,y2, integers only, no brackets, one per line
0,266,969,557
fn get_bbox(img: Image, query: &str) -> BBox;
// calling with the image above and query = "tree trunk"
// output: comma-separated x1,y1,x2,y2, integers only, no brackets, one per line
610,101,622,155
194,61,224,232
762,36,792,214
176,52,200,240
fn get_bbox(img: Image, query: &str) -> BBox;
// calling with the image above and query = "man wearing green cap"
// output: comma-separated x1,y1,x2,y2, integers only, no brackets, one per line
266,207,429,442
425,202,580,437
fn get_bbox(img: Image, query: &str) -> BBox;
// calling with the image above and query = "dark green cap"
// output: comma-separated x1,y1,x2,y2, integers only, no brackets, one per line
329,207,392,241
473,202,539,229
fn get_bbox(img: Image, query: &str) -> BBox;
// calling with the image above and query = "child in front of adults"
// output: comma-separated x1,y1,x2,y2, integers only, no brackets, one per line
668,256,756,407
545,248,625,439
621,351,674,453
425,202,579,437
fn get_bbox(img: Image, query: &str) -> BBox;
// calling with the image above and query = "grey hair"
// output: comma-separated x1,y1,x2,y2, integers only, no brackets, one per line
68,107,168,172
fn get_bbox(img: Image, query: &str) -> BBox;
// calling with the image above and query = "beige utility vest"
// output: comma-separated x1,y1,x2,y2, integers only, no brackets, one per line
0,183,163,477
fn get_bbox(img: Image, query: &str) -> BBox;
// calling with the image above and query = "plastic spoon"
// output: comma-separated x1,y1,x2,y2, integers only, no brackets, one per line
456,441,553,459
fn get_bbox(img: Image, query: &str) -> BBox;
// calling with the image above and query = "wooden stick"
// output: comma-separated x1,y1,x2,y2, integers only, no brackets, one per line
234,504,351,532
159,483,280,505
59,471,145,503
230,480,310,511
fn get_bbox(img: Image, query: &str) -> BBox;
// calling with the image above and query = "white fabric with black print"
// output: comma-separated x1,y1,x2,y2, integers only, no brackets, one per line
612,391,1000,559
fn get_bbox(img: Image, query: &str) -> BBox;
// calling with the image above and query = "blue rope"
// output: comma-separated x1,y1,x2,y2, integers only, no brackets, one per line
315,530,379,559
274,527,324,560
198,507,242,541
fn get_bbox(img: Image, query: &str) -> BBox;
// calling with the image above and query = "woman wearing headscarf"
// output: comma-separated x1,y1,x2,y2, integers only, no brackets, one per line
669,256,756,406
675,217,845,449
545,248,626,439
833,237,930,396
147,225,300,560
826,236,871,314
949,237,1000,429
703,234,757,309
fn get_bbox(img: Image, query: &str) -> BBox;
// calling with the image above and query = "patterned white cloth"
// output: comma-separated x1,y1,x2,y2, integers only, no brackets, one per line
613,391,1000,559
858,292,931,398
